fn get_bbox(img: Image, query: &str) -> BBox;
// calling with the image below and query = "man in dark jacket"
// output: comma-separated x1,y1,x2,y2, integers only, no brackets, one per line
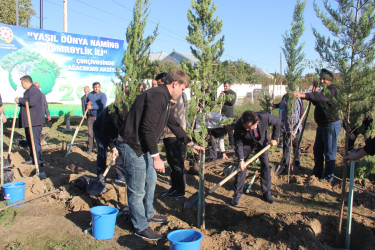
232,111,281,206
221,80,236,148
93,104,126,183
34,82,51,121
118,70,201,240
14,75,45,167
294,68,341,182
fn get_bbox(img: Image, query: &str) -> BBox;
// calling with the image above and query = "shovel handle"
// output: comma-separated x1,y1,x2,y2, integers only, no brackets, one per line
65,109,89,157
8,105,18,154
25,102,39,176
99,158,115,182
208,144,271,195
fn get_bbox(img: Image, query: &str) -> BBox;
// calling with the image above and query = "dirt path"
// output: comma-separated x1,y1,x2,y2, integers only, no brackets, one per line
1,128,375,249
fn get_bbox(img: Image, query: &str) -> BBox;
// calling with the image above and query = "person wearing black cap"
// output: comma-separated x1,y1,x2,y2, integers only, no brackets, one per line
294,68,341,182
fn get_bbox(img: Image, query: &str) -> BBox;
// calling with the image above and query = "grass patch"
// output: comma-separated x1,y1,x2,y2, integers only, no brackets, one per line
313,196,336,203
0,201,18,227
5,237,106,250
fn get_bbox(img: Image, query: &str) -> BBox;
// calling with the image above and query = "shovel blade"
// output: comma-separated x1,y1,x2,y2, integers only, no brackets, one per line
184,192,199,209
87,180,106,196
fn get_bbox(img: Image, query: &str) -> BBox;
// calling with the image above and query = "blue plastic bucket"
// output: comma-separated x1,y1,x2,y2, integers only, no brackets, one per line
90,206,119,240
167,229,203,250
2,182,26,206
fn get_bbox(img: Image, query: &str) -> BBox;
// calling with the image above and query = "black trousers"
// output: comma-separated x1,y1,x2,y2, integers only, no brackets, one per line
163,137,187,194
25,125,43,164
233,145,271,199
227,130,234,147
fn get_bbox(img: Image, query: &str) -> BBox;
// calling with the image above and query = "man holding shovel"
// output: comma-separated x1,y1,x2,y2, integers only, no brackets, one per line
232,111,281,206
118,70,202,240
14,75,45,168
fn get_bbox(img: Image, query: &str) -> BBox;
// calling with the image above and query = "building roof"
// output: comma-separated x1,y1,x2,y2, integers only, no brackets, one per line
148,51,168,62
156,50,199,67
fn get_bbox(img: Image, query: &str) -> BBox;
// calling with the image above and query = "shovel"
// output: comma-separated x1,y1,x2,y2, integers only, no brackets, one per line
25,102,46,179
65,108,89,157
5,105,17,167
86,158,115,196
184,144,271,209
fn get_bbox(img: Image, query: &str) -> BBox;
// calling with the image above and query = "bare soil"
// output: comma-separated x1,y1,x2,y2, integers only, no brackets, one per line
1,124,375,249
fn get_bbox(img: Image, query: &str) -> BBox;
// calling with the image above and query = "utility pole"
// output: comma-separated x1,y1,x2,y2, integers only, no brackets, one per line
63,0,68,32
279,52,282,85
40,0,43,29
15,0,19,26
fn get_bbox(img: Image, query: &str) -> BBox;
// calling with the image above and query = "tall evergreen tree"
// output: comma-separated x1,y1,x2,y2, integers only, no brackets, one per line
0,0,35,27
281,0,306,179
282,0,306,109
313,0,375,242
185,0,224,228
114,0,158,113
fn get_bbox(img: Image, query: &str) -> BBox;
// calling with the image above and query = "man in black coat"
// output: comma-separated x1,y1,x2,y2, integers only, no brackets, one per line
93,104,125,183
34,82,51,121
220,80,236,148
232,111,281,206
15,75,45,167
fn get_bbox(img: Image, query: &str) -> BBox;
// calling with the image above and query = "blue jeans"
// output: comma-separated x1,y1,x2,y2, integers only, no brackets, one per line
313,120,341,179
117,142,156,232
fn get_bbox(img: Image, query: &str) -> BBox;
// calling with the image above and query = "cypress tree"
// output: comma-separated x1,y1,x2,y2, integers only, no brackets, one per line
185,0,224,228
281,0,306,180
114,0,158,114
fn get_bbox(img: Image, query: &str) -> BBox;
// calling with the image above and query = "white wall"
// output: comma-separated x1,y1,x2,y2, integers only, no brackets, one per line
267,85,287,97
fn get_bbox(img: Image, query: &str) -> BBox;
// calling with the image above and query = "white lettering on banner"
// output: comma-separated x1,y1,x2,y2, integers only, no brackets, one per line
76,58,115,66
61,35,88,45
90,39,120,49
48,44,93,55
27,32,58,42
99,67,116,72
67,65,99,71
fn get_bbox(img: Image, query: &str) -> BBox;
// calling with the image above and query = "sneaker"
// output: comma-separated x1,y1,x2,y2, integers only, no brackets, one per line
135,227,162,240
161,188,175,196
325,175,334,182
231,196,240,206
263,194,274,204
22,159,33,165
166,191,185,198
115,178,126,185
147,215,168,224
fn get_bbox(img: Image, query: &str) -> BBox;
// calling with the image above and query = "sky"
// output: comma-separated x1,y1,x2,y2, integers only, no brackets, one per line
29,0,329,75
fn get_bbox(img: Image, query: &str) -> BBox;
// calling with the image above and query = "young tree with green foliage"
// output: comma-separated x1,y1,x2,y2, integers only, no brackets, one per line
313,0,375,243
281,0,306,180
185,0,224,228
114,0,158,113
0,0,35,27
